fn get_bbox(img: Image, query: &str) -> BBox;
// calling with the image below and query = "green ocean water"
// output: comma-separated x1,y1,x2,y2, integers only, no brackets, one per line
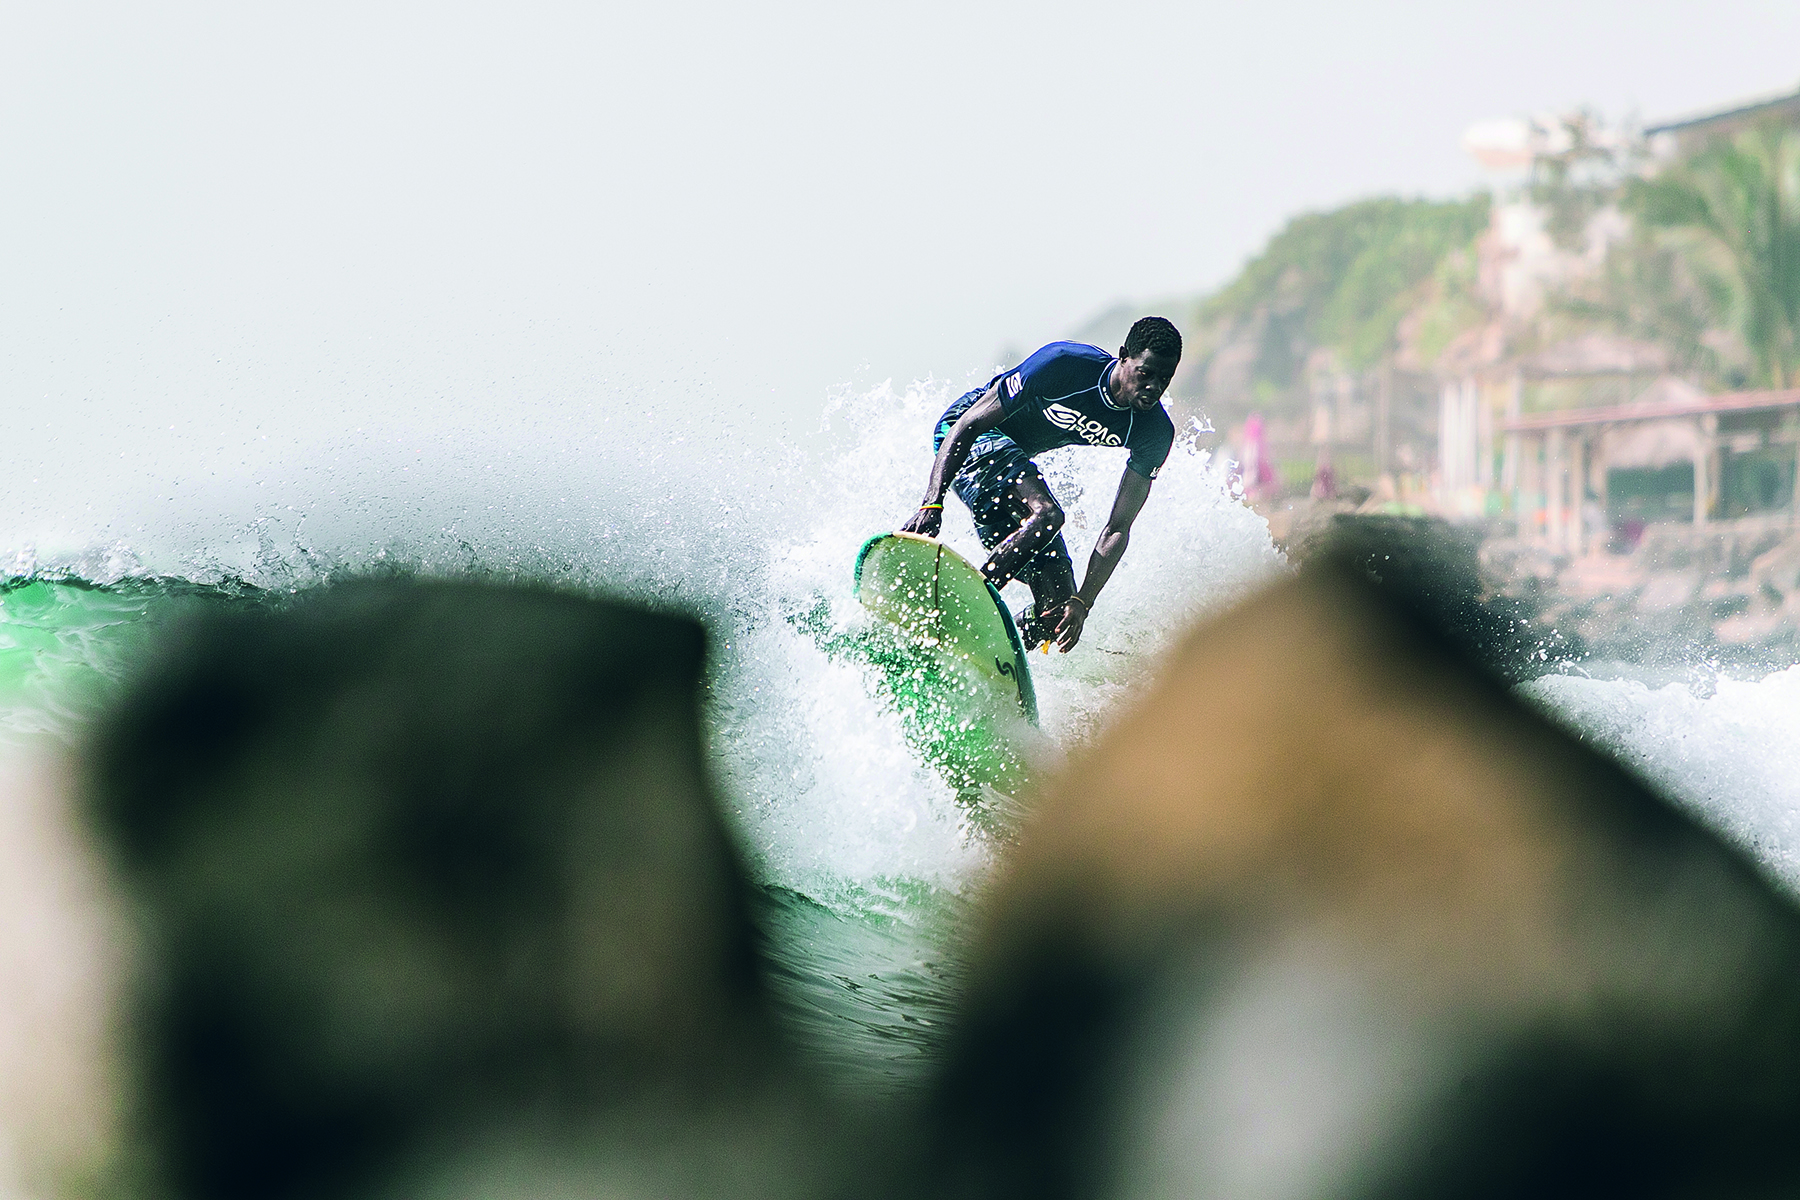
0,579,243,740
0,575,966,1100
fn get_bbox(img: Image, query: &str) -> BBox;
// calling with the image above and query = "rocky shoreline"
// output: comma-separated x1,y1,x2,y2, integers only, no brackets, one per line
1268,500,1800,675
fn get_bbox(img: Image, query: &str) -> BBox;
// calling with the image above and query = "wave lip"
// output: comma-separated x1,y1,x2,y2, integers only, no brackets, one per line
1527,666,1800,889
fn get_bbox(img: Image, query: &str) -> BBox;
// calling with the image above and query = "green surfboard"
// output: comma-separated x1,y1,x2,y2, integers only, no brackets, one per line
854,532,1038,723
852,533,1037,809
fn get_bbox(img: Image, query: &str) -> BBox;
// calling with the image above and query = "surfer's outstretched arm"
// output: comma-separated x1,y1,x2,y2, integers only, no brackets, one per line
900,384,1006,538
1055,466,1153,651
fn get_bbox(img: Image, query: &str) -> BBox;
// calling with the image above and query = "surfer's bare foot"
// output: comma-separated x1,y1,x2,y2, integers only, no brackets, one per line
1015,607,1046,651
1016,606,1054,652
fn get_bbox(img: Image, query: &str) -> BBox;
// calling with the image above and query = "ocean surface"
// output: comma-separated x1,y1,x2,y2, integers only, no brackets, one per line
4,380,1799,1115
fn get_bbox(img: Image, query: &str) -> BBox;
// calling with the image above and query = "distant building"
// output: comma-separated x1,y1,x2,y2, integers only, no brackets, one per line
1434,85,1800,547
1646,85,1800,158
1502,378,1800,556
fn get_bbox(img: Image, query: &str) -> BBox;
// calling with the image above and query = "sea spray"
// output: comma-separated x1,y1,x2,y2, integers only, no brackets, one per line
1525,667,1800,891
0,376,1282,1101
1,377,1279,908
8,378,1800,1099
712,378,1282,902
12,377,1800,908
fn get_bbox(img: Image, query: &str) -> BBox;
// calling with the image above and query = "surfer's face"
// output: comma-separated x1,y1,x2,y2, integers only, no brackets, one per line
1115,349,1178,411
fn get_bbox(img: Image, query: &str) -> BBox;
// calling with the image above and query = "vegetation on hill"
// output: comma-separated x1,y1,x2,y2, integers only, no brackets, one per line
1198,196,1491,367
1627,124,1800,389
1092,116,1798,434
1179,195,1490,419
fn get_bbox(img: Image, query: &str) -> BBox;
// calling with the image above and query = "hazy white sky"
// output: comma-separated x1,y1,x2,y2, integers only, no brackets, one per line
4,0,1800,437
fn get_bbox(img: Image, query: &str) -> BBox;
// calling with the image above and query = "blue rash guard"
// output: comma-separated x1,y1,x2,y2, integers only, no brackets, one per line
935,341,1176,481
930,344,1176,625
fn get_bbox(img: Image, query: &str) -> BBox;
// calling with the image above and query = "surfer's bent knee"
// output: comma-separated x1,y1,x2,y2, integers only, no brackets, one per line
1024,499,1064,536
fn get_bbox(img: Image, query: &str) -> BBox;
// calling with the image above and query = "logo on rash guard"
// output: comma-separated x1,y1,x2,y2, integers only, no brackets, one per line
1044,403,1123,447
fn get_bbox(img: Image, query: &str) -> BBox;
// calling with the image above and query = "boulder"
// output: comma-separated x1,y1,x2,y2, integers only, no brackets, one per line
84,579,827,1200
921,543,1800,1200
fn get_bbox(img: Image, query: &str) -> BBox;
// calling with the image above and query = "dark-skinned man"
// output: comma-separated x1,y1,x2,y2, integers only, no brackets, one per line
900,316,1181,653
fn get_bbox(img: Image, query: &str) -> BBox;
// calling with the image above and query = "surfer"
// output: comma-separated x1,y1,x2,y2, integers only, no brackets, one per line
901,316,1181,652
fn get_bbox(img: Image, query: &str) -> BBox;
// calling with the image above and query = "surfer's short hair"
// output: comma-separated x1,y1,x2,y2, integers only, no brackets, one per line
1122,316,1182,363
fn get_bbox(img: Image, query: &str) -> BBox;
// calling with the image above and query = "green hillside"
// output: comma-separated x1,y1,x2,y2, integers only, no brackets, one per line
1201,196,1489,366
1182,195,1489,416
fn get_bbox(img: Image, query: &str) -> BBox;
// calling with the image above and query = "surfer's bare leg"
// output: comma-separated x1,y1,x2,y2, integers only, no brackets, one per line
1015,554,1076,650
980,472,1064,591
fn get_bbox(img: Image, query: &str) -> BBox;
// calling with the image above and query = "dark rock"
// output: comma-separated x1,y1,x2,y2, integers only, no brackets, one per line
84,578,826,1200
919,558,1800,1200
1297,514,1584,681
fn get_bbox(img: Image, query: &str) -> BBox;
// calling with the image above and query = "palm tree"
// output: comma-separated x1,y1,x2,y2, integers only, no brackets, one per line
1630,123,1800,388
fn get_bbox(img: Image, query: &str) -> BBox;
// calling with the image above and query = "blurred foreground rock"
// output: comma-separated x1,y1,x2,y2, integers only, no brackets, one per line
86,580,828,1200
1291,515,1582,680
922,536,1800,1199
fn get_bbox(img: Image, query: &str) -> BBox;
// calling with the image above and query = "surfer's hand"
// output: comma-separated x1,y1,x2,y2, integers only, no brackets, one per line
900,505,943,538
1054,598,1087,652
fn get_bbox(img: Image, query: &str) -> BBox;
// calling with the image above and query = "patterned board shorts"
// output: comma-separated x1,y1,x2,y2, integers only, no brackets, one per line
935,392,1074,586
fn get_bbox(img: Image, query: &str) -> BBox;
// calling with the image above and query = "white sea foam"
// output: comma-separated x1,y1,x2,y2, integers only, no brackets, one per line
708,378,1283,903
0,376,1286,909
1524,669,1800,890
14,374,1800,912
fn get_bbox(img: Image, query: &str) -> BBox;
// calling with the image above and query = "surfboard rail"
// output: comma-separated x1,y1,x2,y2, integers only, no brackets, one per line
854,532,1038,725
